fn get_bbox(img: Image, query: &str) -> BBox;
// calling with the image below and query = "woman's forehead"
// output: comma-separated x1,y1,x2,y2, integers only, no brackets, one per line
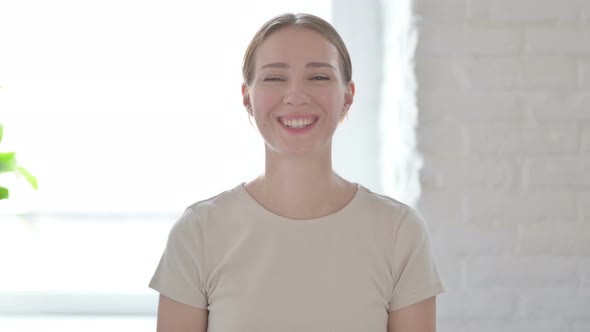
255,27,339,65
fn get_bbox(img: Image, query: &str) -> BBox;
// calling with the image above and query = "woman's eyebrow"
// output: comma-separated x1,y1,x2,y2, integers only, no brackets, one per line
305,62,336,70
259,62,289,70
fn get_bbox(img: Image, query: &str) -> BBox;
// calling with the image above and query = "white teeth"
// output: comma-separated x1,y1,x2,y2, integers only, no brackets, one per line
281,117,315,128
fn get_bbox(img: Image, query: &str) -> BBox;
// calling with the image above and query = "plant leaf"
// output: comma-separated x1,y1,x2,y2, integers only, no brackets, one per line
0,152,17,172
0,124,3,145
0,186,8,200
17,166,38,190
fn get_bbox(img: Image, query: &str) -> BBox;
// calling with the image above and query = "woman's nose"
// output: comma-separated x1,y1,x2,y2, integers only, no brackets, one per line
282,81,310,105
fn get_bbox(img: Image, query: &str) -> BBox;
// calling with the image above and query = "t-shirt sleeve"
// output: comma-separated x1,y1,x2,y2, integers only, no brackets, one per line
149,208,208,309
388,207,445,312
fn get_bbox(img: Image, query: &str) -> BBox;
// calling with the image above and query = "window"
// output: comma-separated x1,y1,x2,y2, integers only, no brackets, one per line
0,0,415,329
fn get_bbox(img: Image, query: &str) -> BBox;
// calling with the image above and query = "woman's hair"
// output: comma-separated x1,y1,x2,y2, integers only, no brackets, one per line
242,13,352,86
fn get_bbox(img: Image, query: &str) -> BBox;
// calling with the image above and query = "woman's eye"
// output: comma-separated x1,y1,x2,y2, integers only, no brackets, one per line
264,77,284,81
311,75,330,81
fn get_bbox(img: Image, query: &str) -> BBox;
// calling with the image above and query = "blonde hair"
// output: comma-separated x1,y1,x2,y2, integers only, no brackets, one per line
242,13,352,86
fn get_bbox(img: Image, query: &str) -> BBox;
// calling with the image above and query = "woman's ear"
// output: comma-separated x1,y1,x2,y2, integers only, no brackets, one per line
345,80,355,106
341,80,355,118
242,83,252,115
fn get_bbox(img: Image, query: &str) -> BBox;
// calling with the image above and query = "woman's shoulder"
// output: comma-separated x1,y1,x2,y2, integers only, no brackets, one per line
173,184,246,228
356,185,427,227
187,185,241,211
358,186,413,213
357,186,434,250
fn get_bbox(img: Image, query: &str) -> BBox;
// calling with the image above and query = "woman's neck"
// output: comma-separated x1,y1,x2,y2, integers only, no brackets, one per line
244,151,357,220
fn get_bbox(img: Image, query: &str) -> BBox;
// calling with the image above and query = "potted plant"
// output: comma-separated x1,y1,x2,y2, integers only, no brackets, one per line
0,123,38,200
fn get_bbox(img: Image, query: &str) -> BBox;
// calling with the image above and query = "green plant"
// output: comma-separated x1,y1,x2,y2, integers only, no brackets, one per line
0,124,38,200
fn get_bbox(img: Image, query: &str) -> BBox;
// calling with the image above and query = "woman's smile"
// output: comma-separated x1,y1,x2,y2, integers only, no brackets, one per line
278,115,319,132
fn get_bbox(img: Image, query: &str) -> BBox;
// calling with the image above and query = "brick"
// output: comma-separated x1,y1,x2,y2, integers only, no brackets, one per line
574,322,590,332
583,128,590,153
527,28,590,54
467,57,577,90
584,2,590,21
418,24,522,55
414,0,466,20
438,320,571,332
579,193,590,221
581,60,590,89
491,0,581,22
415,57,465,90
466,58,520,90
530,93,590,123
437,289,517,320
467,257,579,288
520,57,577,90
417,91,526,125
519,223,590,256
416,124,467,157
467,125,578,156
526,158,590,189
421,157,518,191
435,223,517,256
438,289,516,319
580,259,590,289
466,192,577,223
417,191,466,224
466,0,493,20
522,292,590,319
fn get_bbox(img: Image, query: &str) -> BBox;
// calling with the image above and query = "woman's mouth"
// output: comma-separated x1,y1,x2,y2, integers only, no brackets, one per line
279,116,318,129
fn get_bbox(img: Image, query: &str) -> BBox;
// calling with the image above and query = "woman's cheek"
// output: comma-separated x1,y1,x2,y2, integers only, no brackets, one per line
254,90,282,115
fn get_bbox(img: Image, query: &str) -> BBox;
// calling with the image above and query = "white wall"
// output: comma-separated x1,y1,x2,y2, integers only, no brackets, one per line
412,0,590,331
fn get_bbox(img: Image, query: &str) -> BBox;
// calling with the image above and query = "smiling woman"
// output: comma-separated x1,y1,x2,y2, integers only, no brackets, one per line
0,0,419,331
149,12,444,332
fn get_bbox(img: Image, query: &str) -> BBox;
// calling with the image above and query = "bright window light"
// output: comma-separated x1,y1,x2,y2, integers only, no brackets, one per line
0,0,330,215
0,0,331,316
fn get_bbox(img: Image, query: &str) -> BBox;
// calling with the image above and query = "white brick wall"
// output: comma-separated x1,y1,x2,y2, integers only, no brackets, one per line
413,0,590,330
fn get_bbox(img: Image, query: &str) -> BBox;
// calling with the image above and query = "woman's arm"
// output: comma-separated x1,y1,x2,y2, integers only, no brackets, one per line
387,296,436,332
156,294,208,332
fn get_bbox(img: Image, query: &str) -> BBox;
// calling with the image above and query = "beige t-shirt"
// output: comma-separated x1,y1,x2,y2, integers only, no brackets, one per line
149,184,445,331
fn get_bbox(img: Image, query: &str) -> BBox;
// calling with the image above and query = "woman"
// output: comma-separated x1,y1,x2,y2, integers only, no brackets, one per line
150,12,445,332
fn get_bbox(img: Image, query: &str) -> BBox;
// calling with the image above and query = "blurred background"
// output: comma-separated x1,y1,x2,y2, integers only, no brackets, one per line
0,0,588,331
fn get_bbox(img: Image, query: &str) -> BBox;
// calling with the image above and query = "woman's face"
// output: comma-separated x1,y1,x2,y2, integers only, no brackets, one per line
242,26,354,156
